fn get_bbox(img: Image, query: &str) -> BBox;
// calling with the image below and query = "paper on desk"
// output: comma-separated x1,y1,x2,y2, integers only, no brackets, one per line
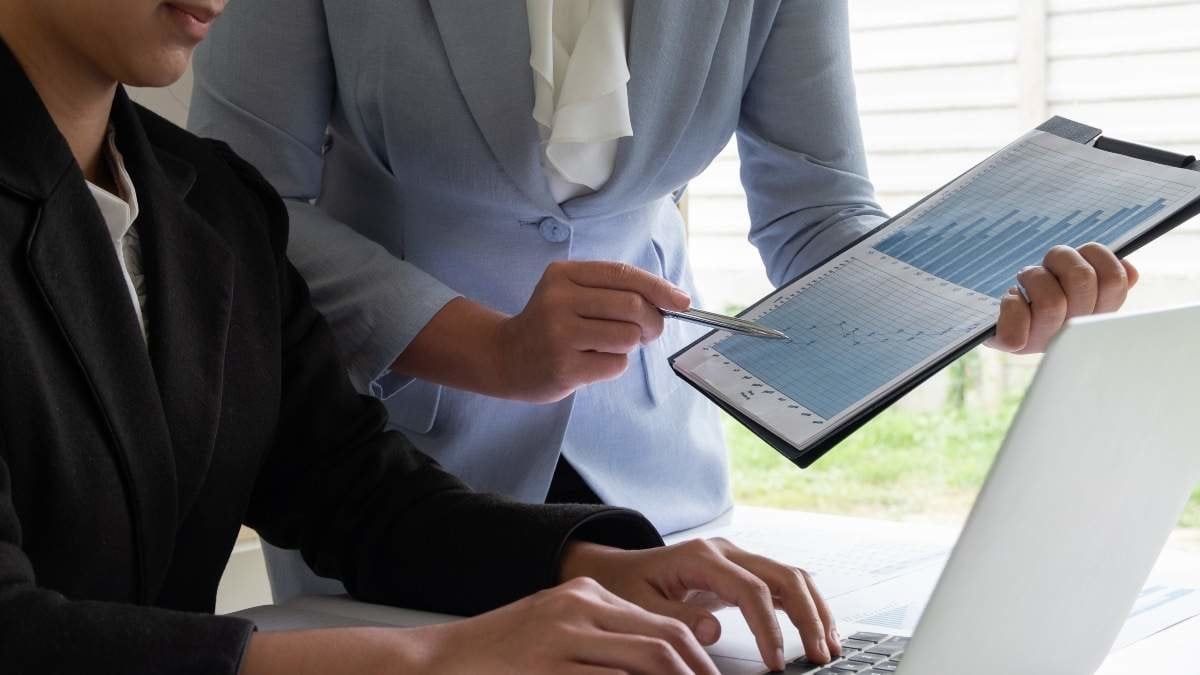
690,522,953,600
1112,584,1200,650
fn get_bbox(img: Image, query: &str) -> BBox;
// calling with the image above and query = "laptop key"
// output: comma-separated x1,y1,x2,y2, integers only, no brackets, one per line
840,639,875,651
864,644,903,657
777,658,825,667
847,653,886,665
870,664,898,672
830,662,870,672
848,632,889,644
786,657,841,673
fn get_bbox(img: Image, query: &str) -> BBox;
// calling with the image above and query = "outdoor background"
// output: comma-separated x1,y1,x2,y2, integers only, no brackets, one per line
682,0,1200,538
128,0,1200,609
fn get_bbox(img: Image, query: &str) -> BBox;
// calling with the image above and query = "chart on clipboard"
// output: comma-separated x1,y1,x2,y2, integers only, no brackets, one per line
672,123,1200,466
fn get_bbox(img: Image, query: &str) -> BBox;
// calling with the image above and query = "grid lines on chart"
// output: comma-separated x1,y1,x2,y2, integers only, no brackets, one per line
715,258,992,420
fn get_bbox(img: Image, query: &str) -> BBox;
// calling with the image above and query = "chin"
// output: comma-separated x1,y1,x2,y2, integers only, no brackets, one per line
119,48,192,88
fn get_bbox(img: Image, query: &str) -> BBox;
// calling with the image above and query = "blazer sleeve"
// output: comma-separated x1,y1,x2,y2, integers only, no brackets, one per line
0,436,255,674
214,145,663,617
737,0,890,287
188,0,459,397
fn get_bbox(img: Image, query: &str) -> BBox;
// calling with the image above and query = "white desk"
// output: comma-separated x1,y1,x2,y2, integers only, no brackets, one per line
235,506,1200,673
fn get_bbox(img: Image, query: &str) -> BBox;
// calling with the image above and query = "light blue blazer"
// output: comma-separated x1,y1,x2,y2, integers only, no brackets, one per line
190,0,885,595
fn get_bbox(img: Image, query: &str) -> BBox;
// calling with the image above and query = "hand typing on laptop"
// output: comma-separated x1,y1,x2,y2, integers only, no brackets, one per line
559,538,842,670
248,537,840,674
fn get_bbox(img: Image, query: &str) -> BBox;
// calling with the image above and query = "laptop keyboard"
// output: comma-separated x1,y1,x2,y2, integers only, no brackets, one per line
783,632,907,673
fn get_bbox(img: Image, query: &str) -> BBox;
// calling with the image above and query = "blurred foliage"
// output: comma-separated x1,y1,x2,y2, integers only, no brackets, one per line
728,397,1200,528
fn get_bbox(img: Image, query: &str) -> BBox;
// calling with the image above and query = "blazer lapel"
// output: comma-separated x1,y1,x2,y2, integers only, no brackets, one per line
109,91,236,517
25,156,181,606
565,0,730,219
428,0,568,219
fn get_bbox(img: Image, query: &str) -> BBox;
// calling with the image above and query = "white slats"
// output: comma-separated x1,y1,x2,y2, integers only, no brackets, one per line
851,20,1019,72
849,0,1018,30
689,0,1200,311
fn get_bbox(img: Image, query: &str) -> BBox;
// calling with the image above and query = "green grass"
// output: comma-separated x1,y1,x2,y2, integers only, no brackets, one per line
728,399,1200,528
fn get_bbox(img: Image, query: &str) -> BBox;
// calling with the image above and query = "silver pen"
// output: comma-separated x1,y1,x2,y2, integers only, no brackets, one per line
660,308,790,340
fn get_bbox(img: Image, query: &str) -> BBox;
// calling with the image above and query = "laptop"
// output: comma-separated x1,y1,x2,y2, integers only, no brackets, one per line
711,303,1200,674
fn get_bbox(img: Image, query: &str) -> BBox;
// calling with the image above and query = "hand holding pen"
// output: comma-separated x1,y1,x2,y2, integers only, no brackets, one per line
489,260,782,405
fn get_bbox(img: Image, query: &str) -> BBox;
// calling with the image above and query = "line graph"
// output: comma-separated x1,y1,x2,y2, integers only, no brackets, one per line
717,258,991,419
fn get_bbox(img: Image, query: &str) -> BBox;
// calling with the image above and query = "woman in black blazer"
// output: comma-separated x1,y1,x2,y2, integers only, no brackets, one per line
0,1,842,673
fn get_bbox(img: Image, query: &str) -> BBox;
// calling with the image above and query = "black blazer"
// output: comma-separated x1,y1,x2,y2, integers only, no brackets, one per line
0,43,660,674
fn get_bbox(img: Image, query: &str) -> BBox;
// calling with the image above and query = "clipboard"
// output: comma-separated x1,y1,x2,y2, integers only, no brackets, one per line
669,116,1200,469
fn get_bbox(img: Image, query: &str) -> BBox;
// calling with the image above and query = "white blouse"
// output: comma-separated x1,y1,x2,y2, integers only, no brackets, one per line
527,0,633,204
86,128,148,340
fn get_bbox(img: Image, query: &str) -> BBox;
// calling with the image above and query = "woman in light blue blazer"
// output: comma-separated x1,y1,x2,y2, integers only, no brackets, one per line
189,1,1136,595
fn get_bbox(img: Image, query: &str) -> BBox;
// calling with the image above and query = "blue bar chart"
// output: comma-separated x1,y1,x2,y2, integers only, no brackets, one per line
872,138,1187,298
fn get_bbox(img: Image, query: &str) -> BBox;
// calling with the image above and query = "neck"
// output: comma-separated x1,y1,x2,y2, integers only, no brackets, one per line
0,6,117,188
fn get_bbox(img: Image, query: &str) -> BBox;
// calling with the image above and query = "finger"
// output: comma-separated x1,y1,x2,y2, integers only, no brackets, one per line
1076,243,1129,313
986,287,1031,353
570,318,644,354
585,601,720,675
712,543,835,663
638,595,723,645
573,287,665,342
1123,259,1140,287
563,261,691,311
573,352,630,384
1015,266,1068,353
563,666,630,675
1041,245,1097,318
675,542,786,671
571,632,694,675
798,568,840,659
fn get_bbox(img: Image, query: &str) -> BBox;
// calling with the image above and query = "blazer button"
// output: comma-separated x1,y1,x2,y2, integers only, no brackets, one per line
538,217,572,243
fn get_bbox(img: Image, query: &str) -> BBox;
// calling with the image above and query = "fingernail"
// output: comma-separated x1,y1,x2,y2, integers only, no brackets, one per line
671,287,691,309
829,627,842,655
773,647,786,670
696,617,720,644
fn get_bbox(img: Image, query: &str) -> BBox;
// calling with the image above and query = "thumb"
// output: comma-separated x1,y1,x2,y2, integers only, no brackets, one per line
641,597,722,645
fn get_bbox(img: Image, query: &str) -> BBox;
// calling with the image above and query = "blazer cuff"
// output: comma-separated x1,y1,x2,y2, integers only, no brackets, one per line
351,279,461,400
562,508,664,554
553,508,665,583
489,504,663,613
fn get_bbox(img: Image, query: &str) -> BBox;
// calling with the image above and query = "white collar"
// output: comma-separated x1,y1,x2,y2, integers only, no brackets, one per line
86,127,140,242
